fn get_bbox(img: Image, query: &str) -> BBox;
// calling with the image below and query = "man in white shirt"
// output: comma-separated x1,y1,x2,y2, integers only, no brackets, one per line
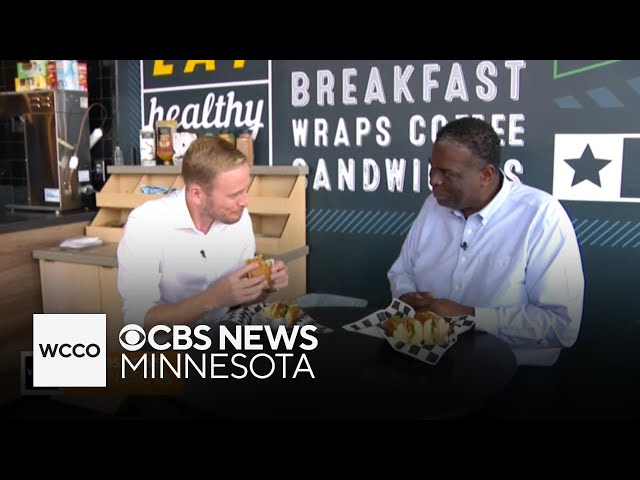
117,136,289,330
388,117,585,367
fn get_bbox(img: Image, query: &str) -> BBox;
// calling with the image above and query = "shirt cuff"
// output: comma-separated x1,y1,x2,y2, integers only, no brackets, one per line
471,307,499,336
123,300,159,328
391,278,416,300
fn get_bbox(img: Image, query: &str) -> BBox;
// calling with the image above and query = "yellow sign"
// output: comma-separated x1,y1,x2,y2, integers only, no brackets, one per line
153,60,246,76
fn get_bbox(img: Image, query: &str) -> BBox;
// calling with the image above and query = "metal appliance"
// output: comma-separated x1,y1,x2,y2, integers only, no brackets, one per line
0,90,91,212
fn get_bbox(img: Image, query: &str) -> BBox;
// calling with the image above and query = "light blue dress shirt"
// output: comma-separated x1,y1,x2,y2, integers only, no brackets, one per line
388,175,585,366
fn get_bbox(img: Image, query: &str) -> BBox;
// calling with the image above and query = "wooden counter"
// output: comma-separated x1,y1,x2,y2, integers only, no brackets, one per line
0,218,91,405
31,242,309,357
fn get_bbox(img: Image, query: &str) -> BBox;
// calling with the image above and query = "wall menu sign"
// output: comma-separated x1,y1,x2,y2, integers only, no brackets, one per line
270,60,533,304
267,60,640,307
139,60,272,163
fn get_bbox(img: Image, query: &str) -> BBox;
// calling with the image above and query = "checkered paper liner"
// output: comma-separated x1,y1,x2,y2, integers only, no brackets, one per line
342,298,474,365
221,303,334,334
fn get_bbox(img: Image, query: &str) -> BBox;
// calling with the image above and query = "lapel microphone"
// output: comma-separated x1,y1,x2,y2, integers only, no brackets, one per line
200,250,206,258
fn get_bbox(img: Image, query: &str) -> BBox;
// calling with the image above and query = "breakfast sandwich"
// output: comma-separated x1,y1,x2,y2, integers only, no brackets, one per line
245,254,275,286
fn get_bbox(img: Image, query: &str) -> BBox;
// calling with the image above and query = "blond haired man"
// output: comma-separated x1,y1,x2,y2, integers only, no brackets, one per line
117,136,288,330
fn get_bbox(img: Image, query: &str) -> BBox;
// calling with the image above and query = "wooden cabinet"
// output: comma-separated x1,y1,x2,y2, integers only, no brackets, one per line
1,220,89,404
86,170,185,243
34,243,122,351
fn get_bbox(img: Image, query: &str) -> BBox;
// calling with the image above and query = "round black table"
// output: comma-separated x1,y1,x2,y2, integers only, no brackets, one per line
173,306,517,419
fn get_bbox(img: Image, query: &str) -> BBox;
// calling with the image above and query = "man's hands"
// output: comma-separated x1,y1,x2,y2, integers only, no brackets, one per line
269,259,289,291
205,262,268,309
144,260,290,329
204,259,290,310
400,292,475,317
399,292,435,310
427,298,475,317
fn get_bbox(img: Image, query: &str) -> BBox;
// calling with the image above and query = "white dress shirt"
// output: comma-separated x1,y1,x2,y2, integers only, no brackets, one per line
388,175,585,366
117,188,256,327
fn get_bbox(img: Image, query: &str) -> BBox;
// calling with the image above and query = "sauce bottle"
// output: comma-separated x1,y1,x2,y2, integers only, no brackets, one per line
218,130,235,146
156,120,177,165
236,130,254,166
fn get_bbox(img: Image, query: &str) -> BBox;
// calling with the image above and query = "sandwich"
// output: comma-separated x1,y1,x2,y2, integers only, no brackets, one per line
262,301,303,327
245,254,274,287
382,314,423,345
285,304,301,327
264,301,288,320
415,310,452,346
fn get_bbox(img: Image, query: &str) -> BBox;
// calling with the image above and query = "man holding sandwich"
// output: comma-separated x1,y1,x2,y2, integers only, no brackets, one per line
117,136,289,330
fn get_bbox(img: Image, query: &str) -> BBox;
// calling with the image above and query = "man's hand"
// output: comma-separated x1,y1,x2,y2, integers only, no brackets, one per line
400,293,474,317
427,298,475,318
269,259,289,291
399,291,435,310
204,262,268,309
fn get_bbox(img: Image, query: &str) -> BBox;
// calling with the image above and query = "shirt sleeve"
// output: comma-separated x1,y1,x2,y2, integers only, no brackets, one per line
240,208,257,262
117,206,163,328
387,203,428,299
473,201,585,349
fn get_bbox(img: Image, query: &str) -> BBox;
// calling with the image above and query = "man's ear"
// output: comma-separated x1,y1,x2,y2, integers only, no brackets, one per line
481,164,497,185
186,183,205,205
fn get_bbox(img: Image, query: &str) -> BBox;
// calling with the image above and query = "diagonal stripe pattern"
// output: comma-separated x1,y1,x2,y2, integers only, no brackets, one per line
554,74,640,110
307,212,640,246
572,218,640,247
306,209,418,236
127,61,142,153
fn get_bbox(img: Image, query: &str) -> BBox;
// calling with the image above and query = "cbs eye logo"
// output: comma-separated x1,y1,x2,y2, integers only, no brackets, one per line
119,325,146,351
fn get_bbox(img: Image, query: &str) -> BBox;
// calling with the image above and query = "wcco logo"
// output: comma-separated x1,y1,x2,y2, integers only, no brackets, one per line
39,343,101,358
33,314,106,388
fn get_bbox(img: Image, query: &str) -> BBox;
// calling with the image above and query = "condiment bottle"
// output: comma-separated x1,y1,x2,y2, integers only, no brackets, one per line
236,130,254,166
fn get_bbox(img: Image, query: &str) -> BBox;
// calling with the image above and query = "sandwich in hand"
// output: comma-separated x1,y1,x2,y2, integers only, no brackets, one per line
245,254,275,288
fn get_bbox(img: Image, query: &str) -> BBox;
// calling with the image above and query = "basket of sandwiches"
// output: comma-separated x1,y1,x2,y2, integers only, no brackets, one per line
251,301,302,328
381,310,454,347
342,298,475,365
222,301,334,334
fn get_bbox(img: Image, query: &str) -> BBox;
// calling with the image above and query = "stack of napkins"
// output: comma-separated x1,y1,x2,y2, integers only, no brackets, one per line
59,236,103,249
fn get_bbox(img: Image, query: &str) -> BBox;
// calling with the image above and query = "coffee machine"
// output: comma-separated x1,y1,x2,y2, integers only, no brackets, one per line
0,90,91,212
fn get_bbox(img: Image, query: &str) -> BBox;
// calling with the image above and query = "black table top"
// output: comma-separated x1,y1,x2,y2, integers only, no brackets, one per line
173,306,517,419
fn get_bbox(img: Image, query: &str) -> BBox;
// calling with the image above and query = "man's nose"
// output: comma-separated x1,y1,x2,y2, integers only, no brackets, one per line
238,192,249,207
430,171,442,187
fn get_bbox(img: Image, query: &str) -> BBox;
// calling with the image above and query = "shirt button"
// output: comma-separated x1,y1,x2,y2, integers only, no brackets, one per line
460,257,466,263
466,229,472,235
454,284,461,290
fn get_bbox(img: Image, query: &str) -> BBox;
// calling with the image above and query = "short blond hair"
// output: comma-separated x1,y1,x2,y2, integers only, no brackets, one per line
182,136,246,189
